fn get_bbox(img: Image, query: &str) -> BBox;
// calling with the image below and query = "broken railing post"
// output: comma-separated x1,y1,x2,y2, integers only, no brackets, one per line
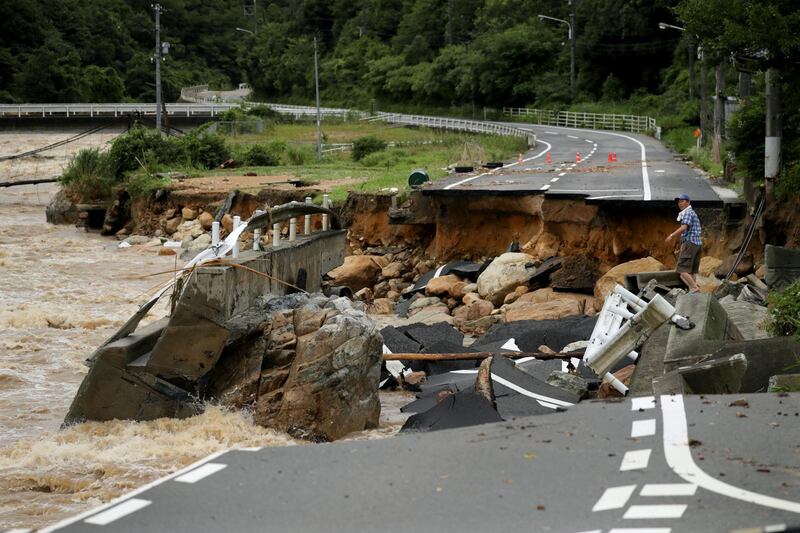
232,216,241,258
304,196,312,234
289,217,297,241
272,222,281,247
211,221,220,246
322,194,330,231
252,209,264,250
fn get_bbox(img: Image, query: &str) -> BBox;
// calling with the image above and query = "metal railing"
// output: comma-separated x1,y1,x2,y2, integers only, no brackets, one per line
503,107,657,136
370,112,536,146
0,103,240,118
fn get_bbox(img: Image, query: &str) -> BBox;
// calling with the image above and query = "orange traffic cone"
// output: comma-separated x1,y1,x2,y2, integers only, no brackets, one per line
576,151,581,163
545,152,552,164
608,152,614,163
612,152,618,162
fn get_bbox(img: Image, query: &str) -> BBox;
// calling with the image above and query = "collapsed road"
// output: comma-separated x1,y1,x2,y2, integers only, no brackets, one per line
44,393,799,533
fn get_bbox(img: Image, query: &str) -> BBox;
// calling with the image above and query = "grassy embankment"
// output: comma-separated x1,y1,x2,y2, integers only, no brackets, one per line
204,121,528,202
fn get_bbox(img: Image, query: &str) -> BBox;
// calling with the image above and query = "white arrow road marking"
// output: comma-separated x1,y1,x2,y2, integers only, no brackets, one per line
623,505,687,519
620,449,651,471
593,485,637,511
660,395,800,514
631,419,656,438
174,462,227,484
84,499,152,526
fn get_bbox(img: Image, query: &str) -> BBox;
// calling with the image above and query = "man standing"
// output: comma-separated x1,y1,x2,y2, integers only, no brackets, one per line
666,193,702,292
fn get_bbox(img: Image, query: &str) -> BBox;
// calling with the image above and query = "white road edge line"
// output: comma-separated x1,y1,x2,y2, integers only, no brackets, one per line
620,449,651,471
443,141,552,190
592,484,637,512
623,504,687,519
84,499,152,526
641,483,698,497
631,419,656,438
609,529,671,533
174,462,227,484
451,370,572,407
660,394,800,514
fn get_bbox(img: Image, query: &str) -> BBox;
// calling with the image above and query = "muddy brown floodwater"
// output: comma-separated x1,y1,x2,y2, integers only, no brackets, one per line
0,182,413,530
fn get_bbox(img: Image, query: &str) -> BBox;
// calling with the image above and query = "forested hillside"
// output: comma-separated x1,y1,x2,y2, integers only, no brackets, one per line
0,0,685,108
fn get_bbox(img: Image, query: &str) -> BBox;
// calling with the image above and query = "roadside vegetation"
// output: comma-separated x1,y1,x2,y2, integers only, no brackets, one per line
59,118,527,203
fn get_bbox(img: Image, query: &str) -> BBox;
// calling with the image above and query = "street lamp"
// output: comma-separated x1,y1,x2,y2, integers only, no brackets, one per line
538,13,575,99
658,22,695,101
235,27,255,36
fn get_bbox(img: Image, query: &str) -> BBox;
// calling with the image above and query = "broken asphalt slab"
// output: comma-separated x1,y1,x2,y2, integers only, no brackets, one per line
51,393,800,533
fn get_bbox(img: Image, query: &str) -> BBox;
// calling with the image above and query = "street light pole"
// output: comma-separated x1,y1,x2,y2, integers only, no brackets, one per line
154,3,163,134
658,23,694,101
314,36,322,162
538,13,574,99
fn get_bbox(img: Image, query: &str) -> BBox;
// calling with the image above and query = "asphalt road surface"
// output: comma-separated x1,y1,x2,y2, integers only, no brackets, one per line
428,124,723,208
42,393,800,533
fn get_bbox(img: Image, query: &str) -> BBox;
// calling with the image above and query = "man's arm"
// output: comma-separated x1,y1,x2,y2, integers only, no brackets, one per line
666,224,689,243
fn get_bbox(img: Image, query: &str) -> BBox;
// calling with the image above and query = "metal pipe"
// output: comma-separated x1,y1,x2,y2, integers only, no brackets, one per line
232,216,241,258
211,221,220,246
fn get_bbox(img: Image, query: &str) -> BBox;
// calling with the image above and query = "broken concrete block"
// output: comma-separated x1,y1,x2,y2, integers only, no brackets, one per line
765,244,800,291
89,317,168,367
653,353,747,395
768,374,800,392
703,336,800,393
719,299,770,340
664,293,743,369
546,371,588,399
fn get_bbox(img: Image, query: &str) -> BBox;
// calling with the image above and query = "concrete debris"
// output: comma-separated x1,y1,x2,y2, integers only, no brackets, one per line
477,252,538,305
652,353,748,395
768,374,800,392
764,244,800,291
546,371,588,399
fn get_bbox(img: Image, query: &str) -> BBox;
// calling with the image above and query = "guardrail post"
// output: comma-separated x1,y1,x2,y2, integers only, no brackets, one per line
322,194,330,231
304,197,312,234
212,221,220,246
289,218,297,241
252,210,264,250
272,223,281,247
232,216,241,258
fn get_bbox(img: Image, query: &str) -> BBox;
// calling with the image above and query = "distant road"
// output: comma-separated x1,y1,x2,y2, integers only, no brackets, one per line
428,122,723,208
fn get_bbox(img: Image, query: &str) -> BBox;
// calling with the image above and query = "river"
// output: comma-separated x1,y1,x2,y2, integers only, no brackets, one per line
0,182,411,530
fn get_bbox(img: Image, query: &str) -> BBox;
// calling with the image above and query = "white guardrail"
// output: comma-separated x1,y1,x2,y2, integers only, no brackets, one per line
503,107,658,136
370,112,537,147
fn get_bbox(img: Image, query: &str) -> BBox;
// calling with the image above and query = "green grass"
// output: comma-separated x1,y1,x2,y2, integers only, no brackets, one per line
189,126,527,202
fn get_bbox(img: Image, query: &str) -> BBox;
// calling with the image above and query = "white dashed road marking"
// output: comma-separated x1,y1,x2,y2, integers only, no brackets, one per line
551,177,560,183
84,499,152,526
620,449,651,471
593,485,637,512
174,462,228,484
568,135,579,139
641,483,698,497
631,397,656,410
540,184,551,191
608,528,672,533
623,505,687,519
558,172,566,177
631,419,656,438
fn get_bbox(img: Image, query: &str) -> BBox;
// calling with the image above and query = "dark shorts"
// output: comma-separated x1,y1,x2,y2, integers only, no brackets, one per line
677,241,701,274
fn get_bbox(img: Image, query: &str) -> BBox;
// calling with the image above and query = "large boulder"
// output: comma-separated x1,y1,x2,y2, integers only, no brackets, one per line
326,255,390,291
594,256,666,300
477,252,537,306
453,299,494,321
45,189,79,225
425,274,463,297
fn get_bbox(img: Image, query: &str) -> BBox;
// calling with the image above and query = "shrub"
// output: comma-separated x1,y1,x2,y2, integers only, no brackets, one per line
244,144,280,166
124,172,170,199
107,125,175,177
59,147,115,201
287,146,311,165
175,129,230,169
352,136,387,161
768,278,800,337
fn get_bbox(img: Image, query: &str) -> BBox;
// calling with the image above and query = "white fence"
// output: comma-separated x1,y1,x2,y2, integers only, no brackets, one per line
370,112,536,146
0,103,240,118
503,107,658,136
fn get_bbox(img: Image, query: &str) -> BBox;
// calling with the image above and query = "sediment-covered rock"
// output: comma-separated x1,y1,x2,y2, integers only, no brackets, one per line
594,256,666,300
326,255,389,291
477,252,537,305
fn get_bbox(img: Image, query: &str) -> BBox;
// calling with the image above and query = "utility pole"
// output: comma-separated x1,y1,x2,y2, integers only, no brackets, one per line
765,68,781,199
314,36,322,162
569,0,576,100
687,34,695,100
712,63,726,163
154,3,163,134
699,46,708,146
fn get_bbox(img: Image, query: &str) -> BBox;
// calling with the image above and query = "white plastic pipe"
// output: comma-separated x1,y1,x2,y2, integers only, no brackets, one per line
602,372,629,395
272,222,280,247
211,221,220,246
289,217,297,241
304,196,312,234
613,285,646,312
232,216,241,258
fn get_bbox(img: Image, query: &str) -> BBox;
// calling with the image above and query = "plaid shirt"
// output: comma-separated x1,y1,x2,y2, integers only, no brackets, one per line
678,206,702,245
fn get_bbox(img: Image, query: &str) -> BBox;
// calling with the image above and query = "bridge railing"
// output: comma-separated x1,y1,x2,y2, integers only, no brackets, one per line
369,112,537,146
502,107,658,137
0,103,242,118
